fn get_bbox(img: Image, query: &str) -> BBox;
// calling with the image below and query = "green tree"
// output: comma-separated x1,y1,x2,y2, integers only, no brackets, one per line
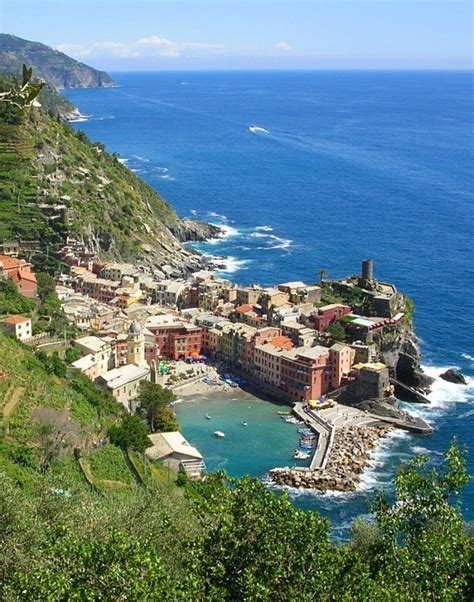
325,321,347,341
137,381,177,433
108,415,151,452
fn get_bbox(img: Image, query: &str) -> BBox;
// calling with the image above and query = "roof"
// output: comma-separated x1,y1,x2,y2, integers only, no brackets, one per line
18,269,37,283
297,345,331,361
146,431,202,461
330,342,349,352
100,364,150,390
1,315,30,325
270,336,294,350
128,320,143,334
71,354,97,371
235,303,253,314
278,281,306,289
318,303,349,312
75,335,110,354
0,255,28,270
354,362,387,372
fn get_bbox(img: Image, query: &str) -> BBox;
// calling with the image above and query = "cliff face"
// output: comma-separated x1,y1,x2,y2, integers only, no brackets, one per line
0,34,116,89
371,319,434,397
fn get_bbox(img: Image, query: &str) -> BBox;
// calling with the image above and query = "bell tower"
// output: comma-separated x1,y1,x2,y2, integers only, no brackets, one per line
127,321,145,366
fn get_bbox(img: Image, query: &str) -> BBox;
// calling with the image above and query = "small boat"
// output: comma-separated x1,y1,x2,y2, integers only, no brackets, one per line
241,420,248,427
293,451,310,460
277,411,291,416
214,431,225,438
205,414,211,420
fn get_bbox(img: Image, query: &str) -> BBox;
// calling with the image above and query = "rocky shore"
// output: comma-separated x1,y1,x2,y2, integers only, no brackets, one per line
269,424,391,493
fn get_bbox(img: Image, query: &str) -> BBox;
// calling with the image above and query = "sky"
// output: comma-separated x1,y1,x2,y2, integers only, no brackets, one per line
1,0,472,70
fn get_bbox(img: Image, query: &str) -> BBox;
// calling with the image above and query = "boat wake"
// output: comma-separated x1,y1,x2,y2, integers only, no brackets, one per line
249,125,269,134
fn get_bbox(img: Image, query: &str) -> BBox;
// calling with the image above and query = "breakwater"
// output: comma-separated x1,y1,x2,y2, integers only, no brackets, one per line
269,424,391,493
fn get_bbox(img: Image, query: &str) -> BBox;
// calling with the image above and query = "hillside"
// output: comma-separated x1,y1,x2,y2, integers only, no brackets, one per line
0,34,115,89
0,95,218,276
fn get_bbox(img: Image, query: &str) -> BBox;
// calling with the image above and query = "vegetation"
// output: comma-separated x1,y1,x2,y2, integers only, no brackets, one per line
0,278,36,316
137,380,178,433
108,414,151,453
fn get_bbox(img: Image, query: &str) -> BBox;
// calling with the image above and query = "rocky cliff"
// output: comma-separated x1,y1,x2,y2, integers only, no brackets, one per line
0,34,116,89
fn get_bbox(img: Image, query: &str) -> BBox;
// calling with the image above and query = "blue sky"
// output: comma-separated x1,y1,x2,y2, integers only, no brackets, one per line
1,1,472,70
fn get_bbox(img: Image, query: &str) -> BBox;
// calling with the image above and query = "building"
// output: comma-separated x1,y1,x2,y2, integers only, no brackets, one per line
278,282,321,305
154,280,187,307
97,363,151,411
127,321,146,366
145,314,202,360
73,335,115,377
145,431,204,476
280,346,331,403
312,304,351,332
0,255,37,298
329,343,354,389
100,262,139,281
0,242,19,257
1,315,32,341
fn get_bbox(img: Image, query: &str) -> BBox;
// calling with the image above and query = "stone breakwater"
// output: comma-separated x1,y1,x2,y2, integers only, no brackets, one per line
269,424,391,493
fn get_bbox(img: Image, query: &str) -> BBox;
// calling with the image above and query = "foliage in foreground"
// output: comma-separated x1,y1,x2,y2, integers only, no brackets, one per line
0,443,472,601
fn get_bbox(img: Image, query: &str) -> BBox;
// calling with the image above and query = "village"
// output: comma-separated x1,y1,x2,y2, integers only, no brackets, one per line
0,243,432,489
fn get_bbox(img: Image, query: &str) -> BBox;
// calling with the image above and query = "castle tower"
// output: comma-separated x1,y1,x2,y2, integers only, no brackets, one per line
127,321,145,366
361,259,374,282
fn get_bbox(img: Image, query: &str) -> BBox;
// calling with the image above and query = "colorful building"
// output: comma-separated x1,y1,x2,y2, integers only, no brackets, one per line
0,255,37,298
312,304,351,332
1,315,32,341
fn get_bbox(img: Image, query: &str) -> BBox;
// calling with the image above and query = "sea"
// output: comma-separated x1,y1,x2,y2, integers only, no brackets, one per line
64,71,473,539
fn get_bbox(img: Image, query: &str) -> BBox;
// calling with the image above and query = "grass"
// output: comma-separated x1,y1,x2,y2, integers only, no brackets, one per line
88,445,136,487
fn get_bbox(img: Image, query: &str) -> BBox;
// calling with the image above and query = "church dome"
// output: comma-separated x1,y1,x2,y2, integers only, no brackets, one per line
128,320,143,334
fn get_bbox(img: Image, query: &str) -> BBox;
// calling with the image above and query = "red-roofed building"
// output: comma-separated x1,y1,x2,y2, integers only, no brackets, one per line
1,315,32,341
0,255,37,298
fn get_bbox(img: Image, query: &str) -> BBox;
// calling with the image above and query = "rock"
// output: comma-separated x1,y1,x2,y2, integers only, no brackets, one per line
440,368,467,385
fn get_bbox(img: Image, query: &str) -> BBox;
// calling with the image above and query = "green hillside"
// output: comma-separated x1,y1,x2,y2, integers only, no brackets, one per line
0,34,115,89
0,90,191,264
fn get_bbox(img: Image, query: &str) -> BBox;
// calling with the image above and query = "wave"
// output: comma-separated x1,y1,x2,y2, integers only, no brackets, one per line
207,224,239,243
461,352,474,363
117,157,129,164
154,166,169,173
207,255,250,274
131,154,150,163
190,209,197,215
250,231,292,249
255,225,273,232
206,211,229,222
131,168,142,173
68,116,89,123
159,174,175,181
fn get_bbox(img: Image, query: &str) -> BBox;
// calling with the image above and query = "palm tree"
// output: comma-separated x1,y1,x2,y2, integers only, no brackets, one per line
318,268,328,284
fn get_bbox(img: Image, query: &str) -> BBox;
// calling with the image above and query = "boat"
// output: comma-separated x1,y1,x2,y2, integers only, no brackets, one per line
277,411,291,416
249,124,269,134
214,431,225,438
298,428,313,436
205,414,211,420
293,451,310,460
241,420,248,427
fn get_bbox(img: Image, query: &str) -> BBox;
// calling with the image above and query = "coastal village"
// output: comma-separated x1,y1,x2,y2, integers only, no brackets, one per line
1,242,432,491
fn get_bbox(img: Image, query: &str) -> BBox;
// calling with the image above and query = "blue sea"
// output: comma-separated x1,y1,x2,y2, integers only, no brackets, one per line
65,71,473,538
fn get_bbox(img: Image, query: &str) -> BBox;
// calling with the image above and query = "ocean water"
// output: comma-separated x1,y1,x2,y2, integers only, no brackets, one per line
65,71,473,537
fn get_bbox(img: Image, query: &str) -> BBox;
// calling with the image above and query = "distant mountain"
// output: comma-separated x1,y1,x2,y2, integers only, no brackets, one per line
0,33,116,89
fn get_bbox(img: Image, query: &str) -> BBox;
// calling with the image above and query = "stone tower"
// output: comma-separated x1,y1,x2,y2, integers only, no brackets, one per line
127,321,145,366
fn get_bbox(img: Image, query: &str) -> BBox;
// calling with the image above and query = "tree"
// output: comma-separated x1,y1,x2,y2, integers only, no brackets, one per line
108,415,151,452
0,64,44,113
137,381,177,433
318,268,328,283
325,321,347,341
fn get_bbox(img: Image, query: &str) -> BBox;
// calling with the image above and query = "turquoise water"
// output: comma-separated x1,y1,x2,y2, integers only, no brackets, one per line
174,394,306,476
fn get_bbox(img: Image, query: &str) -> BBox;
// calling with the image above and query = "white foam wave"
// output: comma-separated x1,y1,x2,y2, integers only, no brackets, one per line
250,231,292,249
461,352,474,363
131,168,142,173
207,224,239,243
68,116,89,123
206,211,229,222
154,166,168,173
131,154,150,163
118,158,129,164
255,225,273,232
190,209,197,215
159,175,175,181
207,254,250,274
423,365,473,409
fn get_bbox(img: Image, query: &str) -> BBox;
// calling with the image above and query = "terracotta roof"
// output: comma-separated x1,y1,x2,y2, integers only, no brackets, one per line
1,315,30,325
0,255,27,270
235,303,253,313
270,336,294,350
18,270,37,283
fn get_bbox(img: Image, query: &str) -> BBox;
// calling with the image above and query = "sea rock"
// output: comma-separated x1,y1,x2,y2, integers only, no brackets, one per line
440,368,467,385
170,219,222,242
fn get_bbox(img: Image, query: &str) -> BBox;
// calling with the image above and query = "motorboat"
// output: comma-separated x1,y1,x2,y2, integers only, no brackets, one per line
205,414,211,420
241,420,248,427
214,431,225,438
293,451,310,460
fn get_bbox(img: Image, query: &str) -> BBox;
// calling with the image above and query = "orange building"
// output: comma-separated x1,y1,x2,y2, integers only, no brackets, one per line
0,255,37,298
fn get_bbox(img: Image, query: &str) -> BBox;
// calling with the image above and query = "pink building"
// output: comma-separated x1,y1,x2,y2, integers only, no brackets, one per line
312,304,351,332
329,343,354,389
280,346,331,403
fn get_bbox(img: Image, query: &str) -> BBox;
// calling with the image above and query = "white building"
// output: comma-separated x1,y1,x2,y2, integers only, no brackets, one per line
1,315,32,341
97,363,151,411
145,431,204,475
154,280,187,307
74,335,115,376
